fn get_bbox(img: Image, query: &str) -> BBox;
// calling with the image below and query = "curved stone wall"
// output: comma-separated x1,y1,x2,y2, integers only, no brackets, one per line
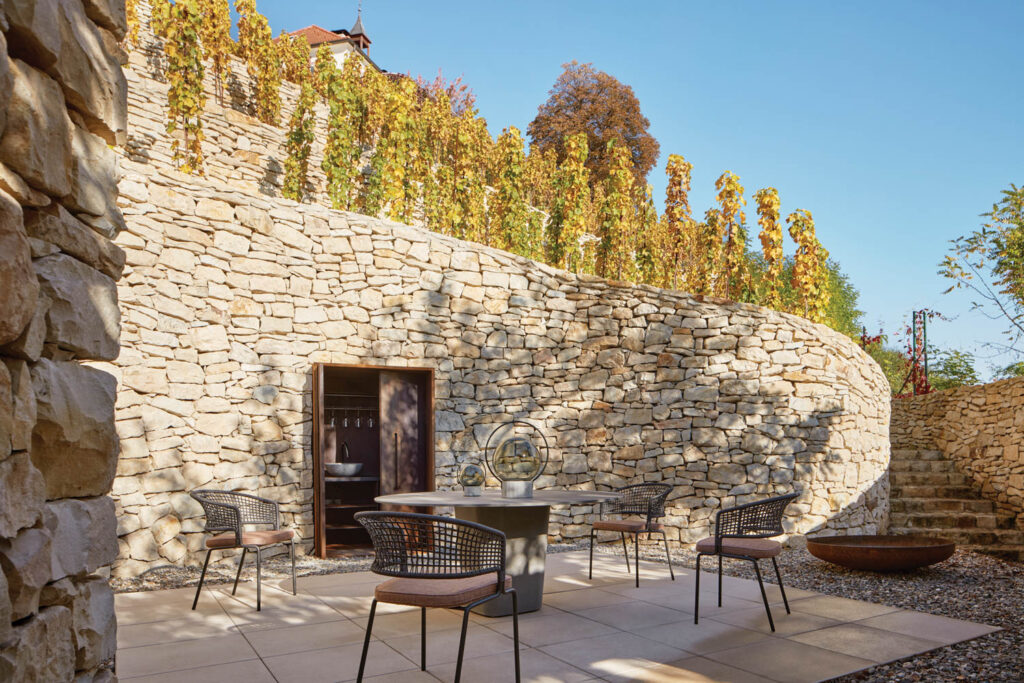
891,379,1024,522
110,163,892,575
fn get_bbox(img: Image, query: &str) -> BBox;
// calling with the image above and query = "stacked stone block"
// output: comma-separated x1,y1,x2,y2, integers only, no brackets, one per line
0,0,126,678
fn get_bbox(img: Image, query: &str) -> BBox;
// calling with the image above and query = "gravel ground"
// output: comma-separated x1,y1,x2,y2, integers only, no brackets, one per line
113,543,1023,681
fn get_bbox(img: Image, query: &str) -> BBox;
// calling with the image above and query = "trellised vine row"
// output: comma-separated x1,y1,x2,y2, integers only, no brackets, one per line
139,0,835,329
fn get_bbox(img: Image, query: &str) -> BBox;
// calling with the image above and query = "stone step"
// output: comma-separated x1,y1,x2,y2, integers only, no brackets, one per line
889,459,959,473
889,471,969,486
889,512,1017,530
967,545,1024,562
890,498,997,514
889,527,1024,547
894,485,977,498
890,449,946,461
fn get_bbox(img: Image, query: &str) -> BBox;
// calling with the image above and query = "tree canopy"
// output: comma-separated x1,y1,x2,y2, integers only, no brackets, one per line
940,184,1024,355
527,61,659,186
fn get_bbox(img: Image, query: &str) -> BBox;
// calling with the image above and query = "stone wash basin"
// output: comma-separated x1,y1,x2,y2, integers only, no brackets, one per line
806,534,955,572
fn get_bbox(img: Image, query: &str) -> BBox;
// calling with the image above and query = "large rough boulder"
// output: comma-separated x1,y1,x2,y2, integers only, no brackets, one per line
24,202,125,280
40,576,116,670
0,526,53,620
31,359,118,499
4,358,37,451
0,189,38,346
0,58,73,198
34,253,120,361
2,0,62,69
44,496,118,581
0,453,46,538
0,606,75,681
68,122,120,219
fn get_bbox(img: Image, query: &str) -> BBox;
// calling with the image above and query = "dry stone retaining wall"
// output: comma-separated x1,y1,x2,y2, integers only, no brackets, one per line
0,0,126,678
110,163,892,575
891,380,1024,522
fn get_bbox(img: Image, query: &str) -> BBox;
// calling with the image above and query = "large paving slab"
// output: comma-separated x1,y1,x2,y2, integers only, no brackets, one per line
115,550,999,682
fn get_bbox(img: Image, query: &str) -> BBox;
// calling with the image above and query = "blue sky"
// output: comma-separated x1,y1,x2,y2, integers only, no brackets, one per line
259,0,1023,377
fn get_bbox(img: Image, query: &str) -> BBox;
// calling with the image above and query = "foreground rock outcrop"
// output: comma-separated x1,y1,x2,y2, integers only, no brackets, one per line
0,0,126,677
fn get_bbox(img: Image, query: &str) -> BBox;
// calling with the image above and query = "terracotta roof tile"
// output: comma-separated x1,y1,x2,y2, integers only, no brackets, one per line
288,25,344,47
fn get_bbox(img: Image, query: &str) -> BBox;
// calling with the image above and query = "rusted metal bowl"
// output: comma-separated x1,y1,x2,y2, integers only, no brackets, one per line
806,535,955,572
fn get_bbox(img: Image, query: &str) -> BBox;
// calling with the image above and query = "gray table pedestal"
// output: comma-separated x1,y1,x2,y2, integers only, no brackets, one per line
455,505,548,617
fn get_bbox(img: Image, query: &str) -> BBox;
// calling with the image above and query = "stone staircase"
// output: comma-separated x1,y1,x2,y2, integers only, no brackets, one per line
889,449,1024,561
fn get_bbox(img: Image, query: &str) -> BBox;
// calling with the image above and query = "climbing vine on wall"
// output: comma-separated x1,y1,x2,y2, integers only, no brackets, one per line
282,81,316,201
754,187,783,309
787,208,831,322
716,170,750,300
547,133,590,271
322,56,363,211
125,0,141,47
597,139,637,281
151,0,206,174
235,0,281,124
490,127,535,257
279,32,312,85
197,0,233,103
313,44,337,100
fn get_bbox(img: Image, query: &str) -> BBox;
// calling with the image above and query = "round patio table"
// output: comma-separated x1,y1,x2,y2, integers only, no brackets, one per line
375,489,621,616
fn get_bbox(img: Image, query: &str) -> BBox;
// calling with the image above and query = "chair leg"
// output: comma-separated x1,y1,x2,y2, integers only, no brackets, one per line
772,556,790,614
634,531,640,587
356,598,377,683
694,552,702,624
255,546,262,611
717,555,723,607
620,532,630,573
588,528,595,580
232,548,247,596
660,531,675,580
752,560,775,632
454,604,472,683
192,549,213,611
420,607,427,671
290,538,297,596
511,589,521,683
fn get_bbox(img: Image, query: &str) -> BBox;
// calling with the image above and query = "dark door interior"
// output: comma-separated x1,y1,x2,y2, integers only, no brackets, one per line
379,370,423,496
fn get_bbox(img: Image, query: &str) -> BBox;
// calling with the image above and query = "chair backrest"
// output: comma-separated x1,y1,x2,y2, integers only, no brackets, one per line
608,483,672,522
714,492,798,540
356,511,506,581
191,490,279,536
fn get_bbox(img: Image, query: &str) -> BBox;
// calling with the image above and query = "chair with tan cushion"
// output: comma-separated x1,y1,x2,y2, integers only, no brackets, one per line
588,482,675,587
694,492,798,631
190,490,297,612
355,510,520,683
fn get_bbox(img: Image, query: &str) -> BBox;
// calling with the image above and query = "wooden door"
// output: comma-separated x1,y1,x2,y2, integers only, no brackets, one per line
379,371,423,497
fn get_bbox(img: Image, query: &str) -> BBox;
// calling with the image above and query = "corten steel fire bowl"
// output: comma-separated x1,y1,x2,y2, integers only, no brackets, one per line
806,535,956,572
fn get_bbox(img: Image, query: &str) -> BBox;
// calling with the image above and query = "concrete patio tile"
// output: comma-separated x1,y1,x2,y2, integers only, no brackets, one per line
117,634,258,679
244,618,368,657
856,609,1000,645
539,631,689,679
356,671,441,683
705,638,874,683
430,646,594,683
214,587,350,631
264,640,417,683
627,655,778,682
351,606,470,638
790,623,944,664
384,625,516,667
482,609,619,647
317,592,418,619
542,587,634,612
633,617,773,655
120,659,276,683
790,594,901,621
707,605,841,636
115,587,228,625
576,600,691,630
117,611,240,648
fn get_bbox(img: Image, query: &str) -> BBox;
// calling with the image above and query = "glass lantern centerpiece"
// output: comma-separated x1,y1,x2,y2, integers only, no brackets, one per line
458,461,486,497
484,420,549,498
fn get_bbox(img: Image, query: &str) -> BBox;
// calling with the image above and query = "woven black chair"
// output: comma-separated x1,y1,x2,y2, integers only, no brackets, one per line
355,511,520,683
587,482,674,587
694,492,798,631
190,490,296,612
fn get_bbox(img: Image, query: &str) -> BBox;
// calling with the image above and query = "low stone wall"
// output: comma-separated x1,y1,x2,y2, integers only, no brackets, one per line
0,0,126,678
110,160,892,576
891,379,1024,521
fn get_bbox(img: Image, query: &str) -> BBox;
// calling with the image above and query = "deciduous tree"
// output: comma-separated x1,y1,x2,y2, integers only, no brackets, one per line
528,61,659,186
